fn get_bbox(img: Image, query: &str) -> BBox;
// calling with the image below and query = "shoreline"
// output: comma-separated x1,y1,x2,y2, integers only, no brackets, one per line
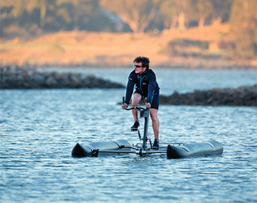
1,59,257,70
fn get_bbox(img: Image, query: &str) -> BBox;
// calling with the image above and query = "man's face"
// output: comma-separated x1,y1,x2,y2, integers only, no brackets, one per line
134,62,146,74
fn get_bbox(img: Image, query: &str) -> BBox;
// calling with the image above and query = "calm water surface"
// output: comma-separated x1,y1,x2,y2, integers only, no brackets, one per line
45,67,257,94
1,69,257,202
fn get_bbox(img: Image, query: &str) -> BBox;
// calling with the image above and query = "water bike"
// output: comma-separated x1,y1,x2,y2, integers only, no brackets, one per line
72,98,223,159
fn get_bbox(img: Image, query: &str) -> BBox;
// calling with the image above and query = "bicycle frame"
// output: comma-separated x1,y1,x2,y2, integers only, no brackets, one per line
123,97,151,151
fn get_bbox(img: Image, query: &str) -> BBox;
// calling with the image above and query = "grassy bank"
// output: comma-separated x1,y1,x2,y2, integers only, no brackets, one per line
1,24,257,69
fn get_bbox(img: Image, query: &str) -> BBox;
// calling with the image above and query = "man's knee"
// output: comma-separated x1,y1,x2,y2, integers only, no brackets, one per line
150,110,158,121
132,93,142,104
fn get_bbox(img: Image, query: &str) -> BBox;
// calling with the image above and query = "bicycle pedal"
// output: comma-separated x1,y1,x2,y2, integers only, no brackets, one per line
131,128,139,132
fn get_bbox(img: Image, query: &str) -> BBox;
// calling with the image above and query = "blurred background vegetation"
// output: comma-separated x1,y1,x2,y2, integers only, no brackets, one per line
0,0,256,62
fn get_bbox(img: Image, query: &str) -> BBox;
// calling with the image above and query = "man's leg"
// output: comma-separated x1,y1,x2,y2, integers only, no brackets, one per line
150,108,159,140
131,93,142,122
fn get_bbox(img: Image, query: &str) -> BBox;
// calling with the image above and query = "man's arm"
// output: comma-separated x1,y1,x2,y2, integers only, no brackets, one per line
125,79,135,104
147,72,157,104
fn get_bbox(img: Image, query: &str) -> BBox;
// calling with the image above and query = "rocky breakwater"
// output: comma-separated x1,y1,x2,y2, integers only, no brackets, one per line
0,66,124,89
160,85,257,106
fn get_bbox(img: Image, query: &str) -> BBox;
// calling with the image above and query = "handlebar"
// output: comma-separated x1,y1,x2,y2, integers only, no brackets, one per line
125,106,147,111
122,96,148,111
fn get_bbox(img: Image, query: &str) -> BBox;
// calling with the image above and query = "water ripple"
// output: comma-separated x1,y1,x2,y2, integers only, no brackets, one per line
1,89,257,202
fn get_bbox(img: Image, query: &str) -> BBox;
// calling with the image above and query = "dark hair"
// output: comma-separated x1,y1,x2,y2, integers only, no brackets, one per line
133,56,150,69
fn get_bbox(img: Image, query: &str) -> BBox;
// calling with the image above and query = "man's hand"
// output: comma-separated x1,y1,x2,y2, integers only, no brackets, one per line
122,103,128,109
145,102,151,109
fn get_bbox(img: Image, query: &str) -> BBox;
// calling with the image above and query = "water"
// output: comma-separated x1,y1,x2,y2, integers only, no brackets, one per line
1,68,257,202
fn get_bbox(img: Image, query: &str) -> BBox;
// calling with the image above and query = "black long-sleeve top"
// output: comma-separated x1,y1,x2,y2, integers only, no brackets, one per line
125,69,159,104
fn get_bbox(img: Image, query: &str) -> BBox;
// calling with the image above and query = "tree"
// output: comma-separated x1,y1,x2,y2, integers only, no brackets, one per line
100,0,160,33
190,0,213,27
210,0,233,25
40,0,46,27
160,0,192,31
229,0,257,56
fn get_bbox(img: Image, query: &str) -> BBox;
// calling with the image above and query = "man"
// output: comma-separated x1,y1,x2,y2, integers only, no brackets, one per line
121,56,160,149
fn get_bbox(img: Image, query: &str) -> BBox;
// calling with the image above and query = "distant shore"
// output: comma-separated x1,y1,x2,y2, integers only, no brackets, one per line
3,58,256,70
1,25,257,69
1,57,257,70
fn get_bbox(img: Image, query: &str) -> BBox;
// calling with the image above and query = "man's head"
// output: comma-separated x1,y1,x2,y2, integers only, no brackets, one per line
133,56,150,74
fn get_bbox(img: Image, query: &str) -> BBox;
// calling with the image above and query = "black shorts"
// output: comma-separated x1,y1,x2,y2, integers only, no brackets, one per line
134,90,159,110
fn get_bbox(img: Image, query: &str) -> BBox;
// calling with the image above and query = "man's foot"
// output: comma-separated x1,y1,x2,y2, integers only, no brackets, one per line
131,121,140,131
152,139,159,150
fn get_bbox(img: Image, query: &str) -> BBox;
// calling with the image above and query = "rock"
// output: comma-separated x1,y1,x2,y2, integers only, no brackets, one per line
0,65,124,89
160,85,257,106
